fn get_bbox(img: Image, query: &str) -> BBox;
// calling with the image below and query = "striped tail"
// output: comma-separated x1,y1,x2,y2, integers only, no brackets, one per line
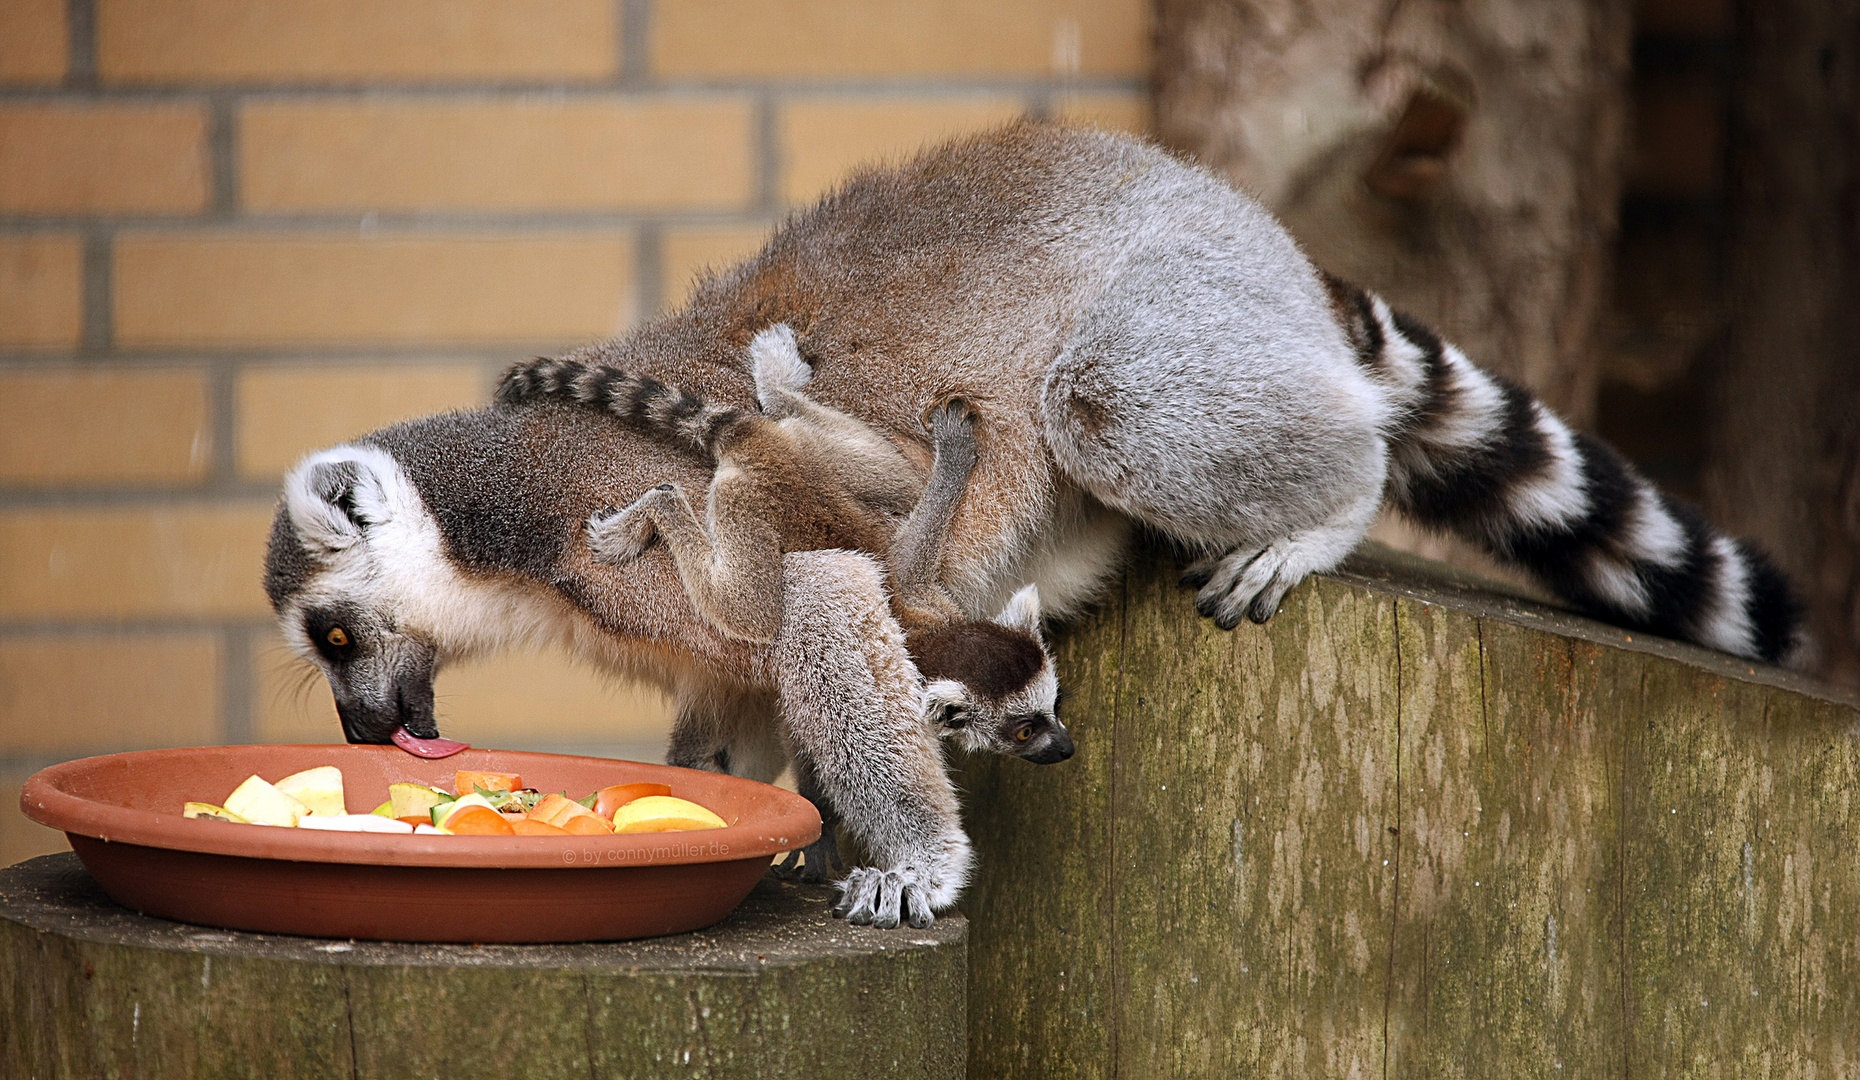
1324,275,1802,664
495,357,748,459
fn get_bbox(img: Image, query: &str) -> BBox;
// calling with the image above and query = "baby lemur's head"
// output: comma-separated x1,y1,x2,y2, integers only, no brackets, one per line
908,585,1072,765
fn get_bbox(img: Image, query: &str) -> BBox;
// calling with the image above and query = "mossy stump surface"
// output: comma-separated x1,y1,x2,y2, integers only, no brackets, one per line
959,545,1860,1078
0,854,966,1079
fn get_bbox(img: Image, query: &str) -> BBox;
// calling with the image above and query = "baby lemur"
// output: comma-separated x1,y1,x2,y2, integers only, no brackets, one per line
497,323,1072,768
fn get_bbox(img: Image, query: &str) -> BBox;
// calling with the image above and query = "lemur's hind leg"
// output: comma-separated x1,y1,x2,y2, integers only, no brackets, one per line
773,757,848,884
589,479,785,644
1040,244,1392,624
775,549,970,929
666,679,787,782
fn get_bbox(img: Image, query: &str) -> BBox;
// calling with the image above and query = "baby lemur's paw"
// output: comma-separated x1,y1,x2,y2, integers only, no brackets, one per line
586,486,675,564
831,866,939,930
749,323,811,409
774,829,846,885
927,398,978,468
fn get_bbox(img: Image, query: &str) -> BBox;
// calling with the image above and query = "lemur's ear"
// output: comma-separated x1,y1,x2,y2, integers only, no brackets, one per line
283,448,394,555
992,583,1043,639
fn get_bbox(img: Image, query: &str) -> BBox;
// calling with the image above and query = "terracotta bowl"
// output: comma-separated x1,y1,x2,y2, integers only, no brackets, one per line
19,745,820,943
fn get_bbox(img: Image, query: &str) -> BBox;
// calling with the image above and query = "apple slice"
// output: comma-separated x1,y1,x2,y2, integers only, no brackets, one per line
183,802,245,823
274,765,346,817
223,775,309,827
610,795,728,834
388,782,448,820
297,814,415,834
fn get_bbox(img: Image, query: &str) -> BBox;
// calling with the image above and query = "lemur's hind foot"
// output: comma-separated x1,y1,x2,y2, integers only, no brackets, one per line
774,828,846,884
586,484,676,564
1187,508,1378,627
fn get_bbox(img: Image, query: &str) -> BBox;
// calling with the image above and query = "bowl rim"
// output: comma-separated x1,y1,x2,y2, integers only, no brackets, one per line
20,745,820,870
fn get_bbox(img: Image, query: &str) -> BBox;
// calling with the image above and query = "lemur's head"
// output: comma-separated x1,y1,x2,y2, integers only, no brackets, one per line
911,585,1072,765
263,406,638,746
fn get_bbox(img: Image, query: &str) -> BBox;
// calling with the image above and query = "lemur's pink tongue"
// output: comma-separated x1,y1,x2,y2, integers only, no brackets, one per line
391,727,470,759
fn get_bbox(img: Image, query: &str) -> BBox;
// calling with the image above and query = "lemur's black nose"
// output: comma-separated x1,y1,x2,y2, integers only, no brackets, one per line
1023,728,1074,765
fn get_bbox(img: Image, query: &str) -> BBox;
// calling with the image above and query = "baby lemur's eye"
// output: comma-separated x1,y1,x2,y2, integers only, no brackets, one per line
326,627,350,648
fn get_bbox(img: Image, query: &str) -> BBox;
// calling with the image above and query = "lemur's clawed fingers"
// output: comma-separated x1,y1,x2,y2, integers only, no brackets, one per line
831,866,942,928
831,867,882,923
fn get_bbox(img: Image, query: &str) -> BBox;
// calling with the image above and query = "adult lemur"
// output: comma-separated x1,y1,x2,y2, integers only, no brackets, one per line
267,122,1800,930
499,322,1072,770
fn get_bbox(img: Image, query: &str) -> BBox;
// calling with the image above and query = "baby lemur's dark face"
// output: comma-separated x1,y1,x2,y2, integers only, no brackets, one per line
909,619,1072,765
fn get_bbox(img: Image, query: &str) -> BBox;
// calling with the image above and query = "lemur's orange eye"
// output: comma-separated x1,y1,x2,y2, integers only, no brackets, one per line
1013,724,1034,742
326,627,350,648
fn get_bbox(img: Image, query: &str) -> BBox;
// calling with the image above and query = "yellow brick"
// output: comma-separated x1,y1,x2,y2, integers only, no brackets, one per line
97,0,617,83
0,635,221,755
0,236,82,351
0,0,67,84
115,232,634,348
779,98,1028,205
254,640,674,752
661,225,771,309
2,772,70,866
655,0,1148,78
0,368,211,486
1053,90,1150,136
0,504,273,620
236,364,487,479
0,104,208,214
241,98,755,213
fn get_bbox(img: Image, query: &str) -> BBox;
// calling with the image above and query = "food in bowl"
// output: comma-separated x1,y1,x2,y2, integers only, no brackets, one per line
187,766,730,837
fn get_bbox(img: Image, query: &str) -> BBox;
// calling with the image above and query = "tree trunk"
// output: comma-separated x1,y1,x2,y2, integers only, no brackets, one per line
1154,0,1633,427
1703,0,1860,684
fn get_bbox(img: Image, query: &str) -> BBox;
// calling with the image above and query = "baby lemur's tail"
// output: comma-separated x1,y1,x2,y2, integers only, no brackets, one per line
1323,274,1802,665
496,357,748,459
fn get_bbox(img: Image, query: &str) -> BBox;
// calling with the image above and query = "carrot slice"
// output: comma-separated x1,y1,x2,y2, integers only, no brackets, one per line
455,770,522,795
561,814,614,835
510,818,570,836
594,782,673,819
529,793,586,827
396,815,431,828
444,806,515,835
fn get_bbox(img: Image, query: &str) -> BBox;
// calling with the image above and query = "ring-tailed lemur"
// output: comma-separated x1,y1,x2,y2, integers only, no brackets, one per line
497,323,1073,770
268,121,1801,931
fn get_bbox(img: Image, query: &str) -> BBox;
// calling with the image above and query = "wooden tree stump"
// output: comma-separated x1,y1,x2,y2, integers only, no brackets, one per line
0,856,966,1079
959,545,1860,1078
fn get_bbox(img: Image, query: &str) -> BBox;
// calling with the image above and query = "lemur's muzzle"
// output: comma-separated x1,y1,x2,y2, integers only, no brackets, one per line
1021,723,1075,765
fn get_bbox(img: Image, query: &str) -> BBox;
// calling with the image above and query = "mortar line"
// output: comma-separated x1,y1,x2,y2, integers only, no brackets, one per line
206,356,239,487
220,624,254,745
620,0,652,88
634,221,664,318
64,0,96,89
754,91,780,213
79,229,111,355
207,94,239,217
0,76,1143,101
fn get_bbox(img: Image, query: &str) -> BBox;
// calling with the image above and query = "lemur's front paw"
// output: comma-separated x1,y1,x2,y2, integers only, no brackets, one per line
774,829,846,885
831,866,938,930
586,486,674,564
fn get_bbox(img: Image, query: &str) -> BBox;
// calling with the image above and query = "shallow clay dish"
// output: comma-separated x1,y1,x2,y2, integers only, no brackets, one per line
19,745,820,943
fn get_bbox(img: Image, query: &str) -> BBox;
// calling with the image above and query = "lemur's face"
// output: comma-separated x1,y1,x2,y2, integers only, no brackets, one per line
264,443,535,746
915,584,1074,765
927,663,1073,765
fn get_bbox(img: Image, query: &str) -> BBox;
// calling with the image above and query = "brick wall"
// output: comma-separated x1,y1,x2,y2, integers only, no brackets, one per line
0,0,1151,863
